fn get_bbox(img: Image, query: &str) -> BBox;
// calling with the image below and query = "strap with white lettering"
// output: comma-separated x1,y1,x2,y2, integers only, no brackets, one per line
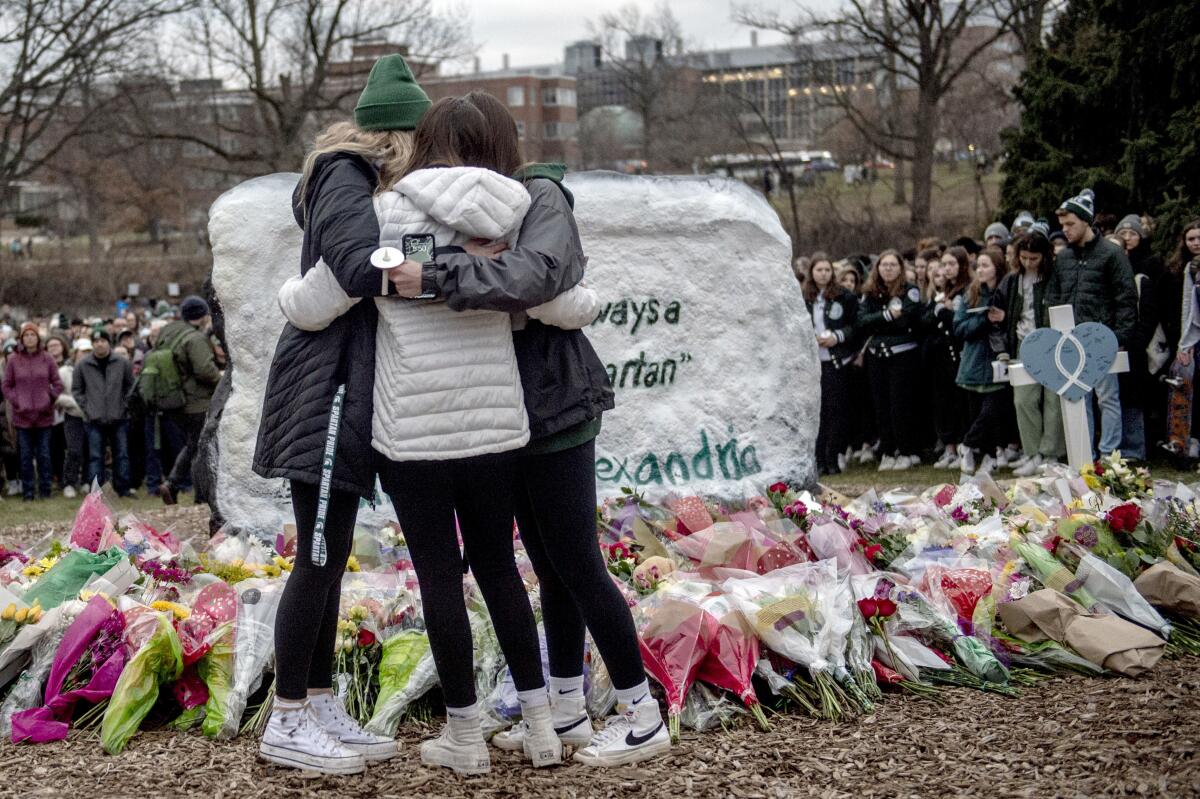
311,384,346,567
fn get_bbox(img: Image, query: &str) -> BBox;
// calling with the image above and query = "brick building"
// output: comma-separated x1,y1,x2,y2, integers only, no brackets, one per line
421,65,580,168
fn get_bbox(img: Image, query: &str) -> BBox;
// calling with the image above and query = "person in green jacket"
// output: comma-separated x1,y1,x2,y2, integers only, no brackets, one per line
158,296,221,505
954,247,1007,475
1045,188,1137,456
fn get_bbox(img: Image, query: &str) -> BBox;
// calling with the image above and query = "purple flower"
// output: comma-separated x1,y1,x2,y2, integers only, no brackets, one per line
951,506,970,523
871,501,887,514
1073,525,1099,549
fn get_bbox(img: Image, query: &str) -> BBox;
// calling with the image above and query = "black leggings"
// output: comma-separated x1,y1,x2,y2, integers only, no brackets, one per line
377,451,543,708
963,387,1013,454
866,348,921,456
817,362,852,472
514,439,646,691
274,480,359,701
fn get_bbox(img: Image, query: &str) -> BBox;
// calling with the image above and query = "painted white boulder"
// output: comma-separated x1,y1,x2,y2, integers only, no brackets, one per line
208,170,818,531
564,171,819,499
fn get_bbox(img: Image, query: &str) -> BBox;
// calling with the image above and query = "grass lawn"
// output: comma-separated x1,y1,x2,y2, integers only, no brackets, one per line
0,490,173,529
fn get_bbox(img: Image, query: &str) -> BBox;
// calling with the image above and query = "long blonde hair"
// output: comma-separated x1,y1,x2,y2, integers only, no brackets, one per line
297,121,415,215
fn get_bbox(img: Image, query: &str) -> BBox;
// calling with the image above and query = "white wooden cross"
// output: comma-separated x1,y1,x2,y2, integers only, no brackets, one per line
993,305,1129,472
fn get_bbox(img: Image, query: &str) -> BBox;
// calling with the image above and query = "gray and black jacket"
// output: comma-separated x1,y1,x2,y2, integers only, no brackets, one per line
805,288,859,368
422,174,616,441
72,353,134,425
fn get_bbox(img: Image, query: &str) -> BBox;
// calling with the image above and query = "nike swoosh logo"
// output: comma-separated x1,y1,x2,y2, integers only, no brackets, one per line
557,689,575,695
624,722,663,747
554,717,588,735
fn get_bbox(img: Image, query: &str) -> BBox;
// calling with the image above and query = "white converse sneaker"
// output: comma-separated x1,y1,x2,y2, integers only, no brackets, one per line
573,701,670,768
421,714,491,776
878,455,896,471
62,486,77,499
837,452,848,472
892,455,912,471
857,445,876,464
5,480,19,497
933,448,953,469
1010,454,1031,471
259,701,366,775
958,445,976,475
978,454,996,475
309,691,397,761
994,448,1009,468
1014,454,1043,477
1003,445,1021,464
492,702,593,751
518,703,563,767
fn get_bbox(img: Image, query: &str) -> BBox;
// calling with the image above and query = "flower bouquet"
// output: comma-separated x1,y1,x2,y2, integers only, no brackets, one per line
694,594,769,730
229,578,285,738
101,607,184,754
10,595,125,743
721,560,853,720
1080,452,1152,499
365,628,436,736
634,592,717,742
886,583,1010,687
669,522,805,576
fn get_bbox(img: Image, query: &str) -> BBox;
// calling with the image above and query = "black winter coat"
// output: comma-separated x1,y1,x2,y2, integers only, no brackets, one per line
1044,233,1137,347
805,288,859,369
991,271,1050,358
858,283,923,356
253,153,388,498
429,177,615,440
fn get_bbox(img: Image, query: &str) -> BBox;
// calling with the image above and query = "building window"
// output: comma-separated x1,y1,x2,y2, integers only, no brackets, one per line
544,122,577,140
507,86,525,107
542,87,577,107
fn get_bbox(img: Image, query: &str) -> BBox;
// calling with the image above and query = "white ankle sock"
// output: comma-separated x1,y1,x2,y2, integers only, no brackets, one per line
548,675,584,699
517,687,550,711
446,701,480,721
614,680,652,710
274,696,305,710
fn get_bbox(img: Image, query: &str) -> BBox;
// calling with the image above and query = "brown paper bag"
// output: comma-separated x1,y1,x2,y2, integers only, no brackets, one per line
998,589,1080,642
1134,561,1200,618
1063,614,1166,677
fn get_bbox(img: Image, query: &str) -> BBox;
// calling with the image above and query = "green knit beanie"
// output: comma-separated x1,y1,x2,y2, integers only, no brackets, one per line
354,55,431,131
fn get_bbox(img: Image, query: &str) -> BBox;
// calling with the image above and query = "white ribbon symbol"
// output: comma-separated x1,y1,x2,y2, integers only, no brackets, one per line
1053,330,1091,396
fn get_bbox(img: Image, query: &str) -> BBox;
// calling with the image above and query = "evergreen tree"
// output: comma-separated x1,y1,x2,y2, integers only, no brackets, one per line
1002,0,1200,254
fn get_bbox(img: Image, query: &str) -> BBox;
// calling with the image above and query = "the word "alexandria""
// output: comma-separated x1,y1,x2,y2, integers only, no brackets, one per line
591,298,683,335
596,429,762,486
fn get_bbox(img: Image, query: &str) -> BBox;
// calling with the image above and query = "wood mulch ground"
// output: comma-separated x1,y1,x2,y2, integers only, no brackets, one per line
2,505,1199,797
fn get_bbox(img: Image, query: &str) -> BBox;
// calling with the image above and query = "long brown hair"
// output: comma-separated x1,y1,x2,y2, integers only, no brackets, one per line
1015,232,1053,279
404,92,523,178
863,249,907,299
802,251,840,303
1172,218,1200,275
941,246,972,299
968,246,1004,306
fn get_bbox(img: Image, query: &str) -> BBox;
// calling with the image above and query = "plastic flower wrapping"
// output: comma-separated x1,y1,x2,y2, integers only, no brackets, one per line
2,458,1200,749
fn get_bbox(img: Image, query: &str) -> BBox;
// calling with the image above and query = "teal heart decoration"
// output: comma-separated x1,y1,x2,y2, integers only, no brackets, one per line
1019,323,1118,402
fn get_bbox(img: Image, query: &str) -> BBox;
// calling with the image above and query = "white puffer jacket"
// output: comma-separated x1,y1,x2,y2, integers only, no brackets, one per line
278,166,597,461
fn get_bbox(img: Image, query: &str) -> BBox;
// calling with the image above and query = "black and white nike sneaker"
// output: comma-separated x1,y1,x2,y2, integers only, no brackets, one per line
572,701,670,767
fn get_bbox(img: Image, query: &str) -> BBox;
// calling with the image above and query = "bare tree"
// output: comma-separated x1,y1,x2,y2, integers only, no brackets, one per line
0,0,191,214
588,2,710,172
738,0,1024,229
997,0,1064,60
132,0,474,173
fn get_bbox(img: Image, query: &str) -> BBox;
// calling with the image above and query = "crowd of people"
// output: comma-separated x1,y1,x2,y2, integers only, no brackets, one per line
800,194,1200,478
0,296,224,505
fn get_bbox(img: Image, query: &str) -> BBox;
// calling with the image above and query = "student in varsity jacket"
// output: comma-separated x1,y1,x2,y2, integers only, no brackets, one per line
858,249,925,471
803,252,858,475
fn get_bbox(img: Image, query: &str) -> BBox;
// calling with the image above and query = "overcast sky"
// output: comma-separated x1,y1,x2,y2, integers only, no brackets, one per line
462,1,804,70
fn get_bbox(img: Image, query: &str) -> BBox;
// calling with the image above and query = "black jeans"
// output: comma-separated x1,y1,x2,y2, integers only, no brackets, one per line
377,451,544,708
963,387,1013,454
62,416,86,491
817,362,853,472
166,411,207,501
514,438,647,691
273,480,360,700
866,348,921,457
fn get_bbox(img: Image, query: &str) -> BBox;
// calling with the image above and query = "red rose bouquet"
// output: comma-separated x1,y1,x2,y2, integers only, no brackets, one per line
636,594,718,742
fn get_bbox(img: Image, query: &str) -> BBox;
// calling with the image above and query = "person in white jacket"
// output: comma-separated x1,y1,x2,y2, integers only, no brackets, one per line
278,94,597,776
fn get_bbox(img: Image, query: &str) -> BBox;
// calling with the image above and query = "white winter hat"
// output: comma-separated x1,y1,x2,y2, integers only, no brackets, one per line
73,338,93,352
